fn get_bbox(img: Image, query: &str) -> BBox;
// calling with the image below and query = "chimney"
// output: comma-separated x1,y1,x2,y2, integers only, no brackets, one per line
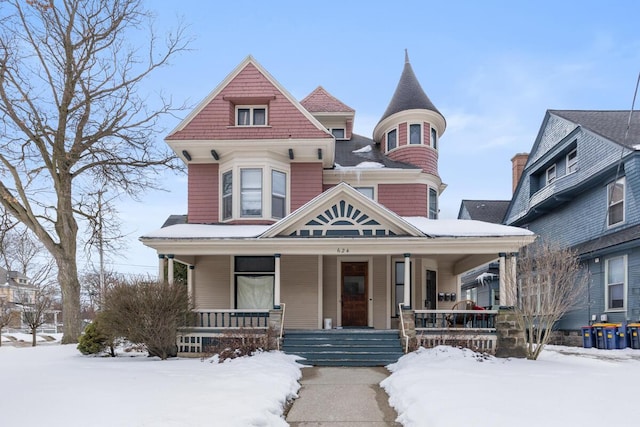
511,153,529,194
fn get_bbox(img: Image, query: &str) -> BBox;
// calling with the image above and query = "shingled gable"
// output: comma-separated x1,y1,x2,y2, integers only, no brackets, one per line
300,86,355,113
259,182,426,238
166,55,333,141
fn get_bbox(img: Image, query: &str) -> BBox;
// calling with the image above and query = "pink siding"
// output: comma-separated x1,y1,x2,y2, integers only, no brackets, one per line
388,146,439,176
168,63,333,143
378,183,428,216
188,164,219,223
398,122,407,146
291,163,323,211
424,121,431,146
346,118,353,139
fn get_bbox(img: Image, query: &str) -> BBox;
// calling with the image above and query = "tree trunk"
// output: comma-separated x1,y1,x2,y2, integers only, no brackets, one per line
31,327,37,347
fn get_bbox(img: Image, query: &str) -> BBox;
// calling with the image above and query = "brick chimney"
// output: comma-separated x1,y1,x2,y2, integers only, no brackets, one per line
511,153,529,194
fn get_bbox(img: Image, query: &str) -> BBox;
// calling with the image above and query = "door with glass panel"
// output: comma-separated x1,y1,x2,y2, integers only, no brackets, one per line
341,262,368,326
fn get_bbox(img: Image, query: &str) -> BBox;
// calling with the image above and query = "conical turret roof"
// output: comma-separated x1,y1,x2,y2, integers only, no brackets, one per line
378,50,441,123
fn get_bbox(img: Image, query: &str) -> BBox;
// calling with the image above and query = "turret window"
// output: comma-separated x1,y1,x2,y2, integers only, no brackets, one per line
429,188,438,219
387,129,397,151
431,128,438,149
409,124,421,144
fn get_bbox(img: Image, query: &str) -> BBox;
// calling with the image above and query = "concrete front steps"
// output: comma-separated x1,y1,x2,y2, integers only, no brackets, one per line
282,329,405,367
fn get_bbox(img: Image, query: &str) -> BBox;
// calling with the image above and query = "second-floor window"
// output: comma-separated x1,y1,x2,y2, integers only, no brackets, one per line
241,169,262,216
271,170,286,219
236,106,267,126
429,188,438,219
409,124,421,144
545,164,556,185
431,127,438,149
222,171,233,220
566,149,577,174
331,128,346,139
387,129,397,151
355,187,374,199
607,177,625,227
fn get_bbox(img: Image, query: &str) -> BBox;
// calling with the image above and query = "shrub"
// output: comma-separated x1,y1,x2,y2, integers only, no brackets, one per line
204,327,277,362
100,280,191,360
77,314,116,356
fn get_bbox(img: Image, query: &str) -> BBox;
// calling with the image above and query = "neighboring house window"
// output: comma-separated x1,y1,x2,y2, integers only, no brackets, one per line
607,177,625,227
431,127,437,149
429,188,438,219
545,164,556,185
387,129,397,151
605,255,626,310
241,168,262,216
566,149,577,174
331,128,346,139
355,187,374,199
235,256,275,309
222,171,233,220
236,106,267,126
271,170,286,219
394,261,411,316
409,124,421,144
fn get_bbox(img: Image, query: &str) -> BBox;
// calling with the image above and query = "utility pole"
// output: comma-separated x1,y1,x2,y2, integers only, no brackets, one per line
97,189,105,309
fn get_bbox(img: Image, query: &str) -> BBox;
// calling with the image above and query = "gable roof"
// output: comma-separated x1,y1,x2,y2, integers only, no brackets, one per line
378,51,442,123
300,86,355,113
550,110,640,148
166,55,331,140
458,200,510,224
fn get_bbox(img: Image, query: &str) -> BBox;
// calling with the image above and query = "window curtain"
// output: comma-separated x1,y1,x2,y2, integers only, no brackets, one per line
237,275,274,309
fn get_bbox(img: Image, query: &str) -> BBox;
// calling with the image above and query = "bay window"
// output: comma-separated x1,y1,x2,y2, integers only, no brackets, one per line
271,170,286,219
222,171,233,220
241,169,262,217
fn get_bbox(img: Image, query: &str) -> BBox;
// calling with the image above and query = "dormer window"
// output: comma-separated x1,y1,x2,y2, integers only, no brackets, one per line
409,124,421,144
431,128,438,149
387,129,397,151
236,106,267,126
546,164,556,185
567,149,577,174
331,128,346,139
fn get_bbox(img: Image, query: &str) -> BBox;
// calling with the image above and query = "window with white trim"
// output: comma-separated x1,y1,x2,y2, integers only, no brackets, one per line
241,169,262,217
429,188,438,219
271,170,286,219
222,171,233,220
355,187,374,199
394,261,412,316
605,255,626,310
235,256,275,309
387,129,397,151
546,164,556,185
566,149,577,174
236,106,267,126
431,127,438,149
331,128,346,139
607,177,625,227
409,124,421,144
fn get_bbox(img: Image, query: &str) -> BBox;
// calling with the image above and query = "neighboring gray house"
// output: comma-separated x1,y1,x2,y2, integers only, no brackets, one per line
458,200,510,308
505,110,640,344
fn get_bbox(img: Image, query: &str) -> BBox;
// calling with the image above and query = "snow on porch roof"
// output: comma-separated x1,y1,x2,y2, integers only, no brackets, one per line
140,218,534,240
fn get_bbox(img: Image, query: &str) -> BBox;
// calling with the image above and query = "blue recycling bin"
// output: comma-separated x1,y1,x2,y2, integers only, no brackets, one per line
603,326,619,349
616,324,629,349
628,324,640,349
581,326,595,348
593,325,608,349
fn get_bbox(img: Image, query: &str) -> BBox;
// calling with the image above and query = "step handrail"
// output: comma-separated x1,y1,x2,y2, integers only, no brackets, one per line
277,303,286,351
399,303,409,353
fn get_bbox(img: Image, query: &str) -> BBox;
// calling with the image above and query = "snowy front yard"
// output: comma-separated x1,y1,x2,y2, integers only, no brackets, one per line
1,337,638,427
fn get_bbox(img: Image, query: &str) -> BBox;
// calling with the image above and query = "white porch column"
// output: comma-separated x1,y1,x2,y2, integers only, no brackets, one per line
187,265,195,305
167,255,175,285
506,253,518,306
403,253,411,309
158,255,165,283
499,252,506,306
274,254,281,308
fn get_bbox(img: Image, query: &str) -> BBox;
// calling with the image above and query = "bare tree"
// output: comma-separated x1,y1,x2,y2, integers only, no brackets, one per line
17,284,54,347
0,297,14,346
0,0,189,343
505,239,588,360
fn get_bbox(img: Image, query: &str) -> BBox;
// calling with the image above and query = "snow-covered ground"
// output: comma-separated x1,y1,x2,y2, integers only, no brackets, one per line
1,335,638,427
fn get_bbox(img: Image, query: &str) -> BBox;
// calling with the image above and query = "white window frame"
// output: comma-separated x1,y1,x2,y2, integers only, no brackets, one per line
386,128,398,151
354,186,374,199
235,105,268,126
409,123,422,145
240,168,263,217
566,149,577,174
271,169,287,219
428,188,438,219
330,128,346,140
222,170,233,220
545,164,556,185
605,255,627,312
607,177,625,227
431,127,438,149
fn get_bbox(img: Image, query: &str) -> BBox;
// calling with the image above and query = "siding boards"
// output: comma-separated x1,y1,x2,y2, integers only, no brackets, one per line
281,255,319,329
291,163,323,211
188,164,219,223
194,256,230,310
378,183,428,216
372,255,388,329
322,256,338,325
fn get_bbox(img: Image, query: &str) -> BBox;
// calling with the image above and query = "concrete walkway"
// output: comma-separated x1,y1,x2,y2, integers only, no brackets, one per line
286,366,401,426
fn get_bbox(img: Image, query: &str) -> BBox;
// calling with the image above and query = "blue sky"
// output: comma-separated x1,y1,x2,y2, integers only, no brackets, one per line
109,0,640,275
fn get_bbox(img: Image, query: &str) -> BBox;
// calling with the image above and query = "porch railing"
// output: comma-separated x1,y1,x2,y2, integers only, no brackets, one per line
190,309,271,329
414,309,498,330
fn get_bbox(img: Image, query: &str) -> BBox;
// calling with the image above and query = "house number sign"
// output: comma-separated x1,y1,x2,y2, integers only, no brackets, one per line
337,248,350,253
